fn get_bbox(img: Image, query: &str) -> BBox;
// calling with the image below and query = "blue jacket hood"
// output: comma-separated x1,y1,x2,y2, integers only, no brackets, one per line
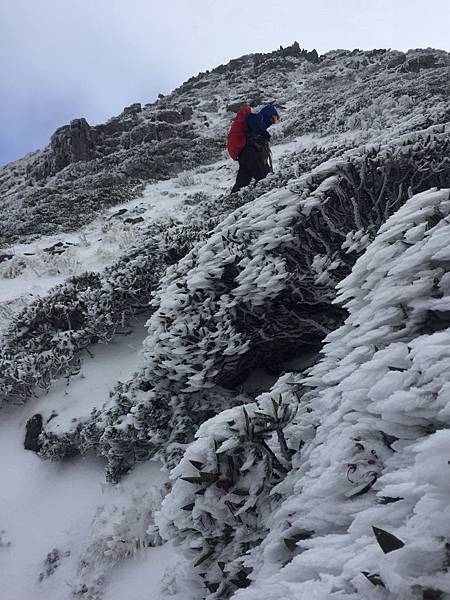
259,105,279,128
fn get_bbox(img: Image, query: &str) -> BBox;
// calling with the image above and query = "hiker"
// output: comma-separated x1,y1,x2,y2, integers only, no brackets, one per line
228,104,279,193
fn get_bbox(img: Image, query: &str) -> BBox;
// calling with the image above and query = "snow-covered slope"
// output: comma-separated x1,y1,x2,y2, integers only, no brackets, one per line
1,44,448,247
1,42,450,600
157,187,450,599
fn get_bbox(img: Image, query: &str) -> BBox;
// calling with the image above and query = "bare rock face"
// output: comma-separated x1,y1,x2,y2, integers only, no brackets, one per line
181,106,193,120
401,53,439,72
50,118,96,172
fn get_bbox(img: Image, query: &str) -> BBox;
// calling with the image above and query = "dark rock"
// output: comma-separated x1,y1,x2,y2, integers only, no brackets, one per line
181,106,193,120
282,41,301,58
388,53,406,69
124,216,144,225
305,49,320,64
50,118,96,174
366,49,388,58
402,54,438,72
123,103,142,115
0,254,14,263
125,123,159,148
156,122,181,140
43,241,65,254
214,64,227,75
24,414,43,452
157,110,183,124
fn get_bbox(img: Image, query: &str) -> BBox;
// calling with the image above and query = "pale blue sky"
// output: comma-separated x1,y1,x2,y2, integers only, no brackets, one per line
1,0,449,165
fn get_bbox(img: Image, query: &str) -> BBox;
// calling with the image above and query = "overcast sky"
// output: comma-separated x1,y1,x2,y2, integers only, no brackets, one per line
1,0,449,166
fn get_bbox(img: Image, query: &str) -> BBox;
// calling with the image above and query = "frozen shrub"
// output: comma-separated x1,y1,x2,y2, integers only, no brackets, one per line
39,126,450,482
158,389,301,598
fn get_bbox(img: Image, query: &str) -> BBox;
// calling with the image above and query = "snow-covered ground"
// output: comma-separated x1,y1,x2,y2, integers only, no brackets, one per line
0,313,176,600
0,160,231,333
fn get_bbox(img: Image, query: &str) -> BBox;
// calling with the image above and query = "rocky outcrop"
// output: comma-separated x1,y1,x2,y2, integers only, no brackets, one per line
49,118,96,174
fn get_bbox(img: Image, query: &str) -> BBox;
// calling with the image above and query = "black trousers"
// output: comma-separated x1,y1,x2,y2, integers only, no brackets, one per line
231,145,270,193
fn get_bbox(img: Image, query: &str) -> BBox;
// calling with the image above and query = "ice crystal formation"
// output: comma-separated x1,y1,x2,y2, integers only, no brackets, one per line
1,43,450,599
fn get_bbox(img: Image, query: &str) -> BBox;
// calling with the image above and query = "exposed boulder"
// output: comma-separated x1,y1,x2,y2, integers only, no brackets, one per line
49,118,96,173
123,216,144,225
401,53,439,72
24,414,43,452
157,109,184,124
110,208,128,218
181,106,193,120
305,48,320,63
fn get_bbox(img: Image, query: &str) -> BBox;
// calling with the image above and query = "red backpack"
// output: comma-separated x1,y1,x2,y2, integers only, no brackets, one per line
227,106,252,160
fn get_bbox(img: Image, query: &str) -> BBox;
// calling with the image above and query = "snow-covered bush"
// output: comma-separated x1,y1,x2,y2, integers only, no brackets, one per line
0,227,164,404
0,255,26,278
38,126,450,482
155,187,450,600
227,187,450,600
176,172,198,187
158,387,301,598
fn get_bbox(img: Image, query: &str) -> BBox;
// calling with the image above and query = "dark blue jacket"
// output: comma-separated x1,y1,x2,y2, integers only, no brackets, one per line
245,105,279,146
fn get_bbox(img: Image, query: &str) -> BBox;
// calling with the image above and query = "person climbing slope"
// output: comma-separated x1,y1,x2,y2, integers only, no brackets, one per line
228,104,279,193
